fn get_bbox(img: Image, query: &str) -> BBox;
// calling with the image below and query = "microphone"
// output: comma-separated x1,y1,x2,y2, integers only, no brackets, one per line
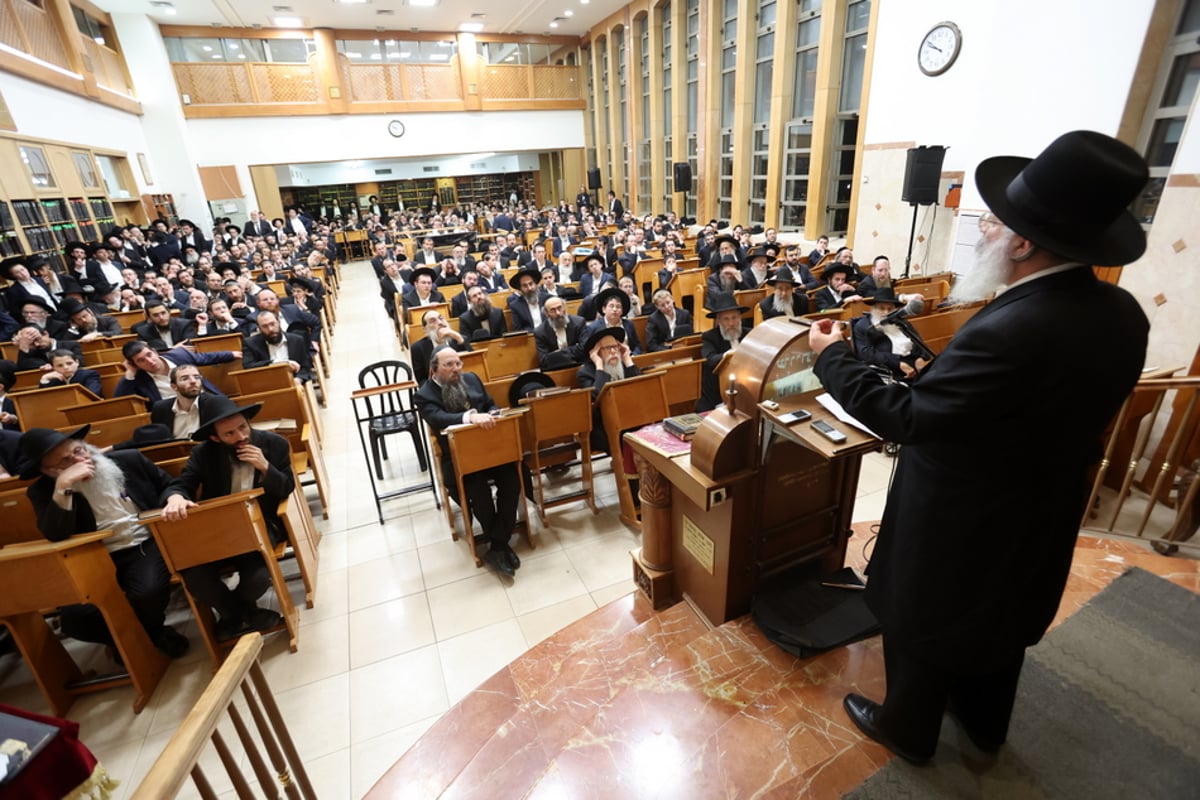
879,296,925,326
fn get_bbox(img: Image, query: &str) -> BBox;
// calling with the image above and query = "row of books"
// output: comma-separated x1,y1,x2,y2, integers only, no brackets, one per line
0,233,24,257
11,200,44,226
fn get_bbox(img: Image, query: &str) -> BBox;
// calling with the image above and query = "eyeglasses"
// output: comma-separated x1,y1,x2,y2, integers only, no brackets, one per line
978,213,1005,232
43,444,88,472
599,344,622,352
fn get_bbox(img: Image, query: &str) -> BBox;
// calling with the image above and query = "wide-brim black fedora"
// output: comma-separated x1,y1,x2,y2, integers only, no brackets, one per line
113,423,180,451
975,130,1148,266
192,396,262,441
705,291,750,318
508,266,542,291
581,324,626,356
508,371,556,407
408,266,438,285
864,287,902,306
766,266,799,287
18,424,90,479
822,263,856,281
593,287,630,317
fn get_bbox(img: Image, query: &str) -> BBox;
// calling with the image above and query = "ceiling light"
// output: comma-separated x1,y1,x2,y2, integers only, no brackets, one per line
430,53,450,61
408,0,437,6
399,51,411,58
272,5,293,10
564,9,574,16
202,46,213,51
549,21,559,27
150,1,176,13
211,54,222,59
238,54,246,59
229,43,239,49
273,15,303,27
458,22,483,32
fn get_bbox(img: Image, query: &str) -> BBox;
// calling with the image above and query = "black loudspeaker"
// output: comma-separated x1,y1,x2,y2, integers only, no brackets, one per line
901,146,948,206
673,162,692,192
587,168,602,190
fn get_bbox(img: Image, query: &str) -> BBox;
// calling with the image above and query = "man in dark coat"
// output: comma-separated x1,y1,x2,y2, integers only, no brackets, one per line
162,397,293,639
644,289,694,352
37,348,103,396
576,325,642,455
133,298,196,351
151,364,216,440
414,346,521,578
812,263,863,311
21,425,190,658
242,309,313,384
698,293,749,411
850,287,928,381
808,131,1151,764
759,266,810,321
59,297,123,341
458,285,507,341
411,308,469,383
534,296,587,369
12,324,82,371
506,267,548,333
114,340,237,404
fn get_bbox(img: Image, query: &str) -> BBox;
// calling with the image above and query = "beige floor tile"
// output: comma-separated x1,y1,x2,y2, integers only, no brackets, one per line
60,682,156,752
517,593,599,647
436,618,529,705
852,488,889,524
300,746,352,800
272,672,350,761
259,616,349,694
417,536,487,589
425,570,514,640
348,593,436,669
348,645,448,744
146,656,223,735
296,566,349,627
502,548,590,616
565,529,645,592
346,552,425,611
350,715,442,798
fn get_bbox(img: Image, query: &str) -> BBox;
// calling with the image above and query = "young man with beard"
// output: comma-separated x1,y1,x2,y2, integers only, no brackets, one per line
458,284,507,341
195,297,248,338
699,293,750,411
534,296,586,369
645,290,695,352
759,266,811,321
813,263,864,311
808,131,1150,764
449,269,480,318
850,287,929,381
151,364,215,439
242,310,313,384
133,298,196,351
161,397,293,639
414,346,522,578
21,425,190,659
115,339,238,404
507,268,547,332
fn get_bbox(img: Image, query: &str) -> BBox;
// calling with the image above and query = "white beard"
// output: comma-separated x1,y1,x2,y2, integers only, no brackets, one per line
772,294,795,317
76,447,127,507
950,231,1016,304
603,360,625,381
719,327,741,347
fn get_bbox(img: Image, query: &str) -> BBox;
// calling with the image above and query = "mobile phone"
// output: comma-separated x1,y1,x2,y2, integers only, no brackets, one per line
780,409,812,424
811,419,848,443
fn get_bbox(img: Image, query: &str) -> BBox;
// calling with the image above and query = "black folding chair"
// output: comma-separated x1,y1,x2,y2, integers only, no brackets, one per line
356,360,429,480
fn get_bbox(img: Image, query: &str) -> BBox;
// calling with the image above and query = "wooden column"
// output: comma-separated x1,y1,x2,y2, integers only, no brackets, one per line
630,451,675,609
697,0,721,223
646,4,665,217
45,0,100,98
804,0,849,239
763,0,800,231
844,0,881,245
456,32,483,112
729,0,756,225
310,28,348,113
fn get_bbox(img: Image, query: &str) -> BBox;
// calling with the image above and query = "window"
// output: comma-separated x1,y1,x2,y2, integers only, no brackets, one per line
19,145,54,189
617,28,629,203
479,42,553,64
827,0,870,235
95,155,130,197
585,44,599,176
72,7,112,49
782,1,822,231
600,36,611,189
1135,0,1200,224
337,39,455,65
72,152,100,189
685,0,700,218
638,16,652,205
661,2,674,211
165,37,316,63
718,0,739,221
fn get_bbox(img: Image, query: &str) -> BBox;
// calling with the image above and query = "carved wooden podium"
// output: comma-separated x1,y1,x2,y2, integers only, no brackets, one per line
625,317,880,627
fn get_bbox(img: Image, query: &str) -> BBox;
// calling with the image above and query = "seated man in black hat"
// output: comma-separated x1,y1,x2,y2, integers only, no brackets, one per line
20,424,190,659
699,293,750,412
13,324,83,372
0,360,18,430
161,396,292,638
576,325,642,455
401,267,445,315
507,267,548,333
115,339,238,405
706,254,746,296
242,310,313,384
813,263,863,311
412,308,469,383
645,290,694,352
414,346,522,578
704,234,743,270
37,348,103,395
583,287,641,355
59,297,122,342
760,267,811,321
286,275,323,317
16,296,66,339
741,246,775,289
133,297,196,351
458,284,508,341
851,288,930,381
535,296,587,369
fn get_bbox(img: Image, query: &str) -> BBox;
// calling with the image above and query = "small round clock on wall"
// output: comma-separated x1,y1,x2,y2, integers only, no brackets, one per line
387,119,406,138
918,21,962,76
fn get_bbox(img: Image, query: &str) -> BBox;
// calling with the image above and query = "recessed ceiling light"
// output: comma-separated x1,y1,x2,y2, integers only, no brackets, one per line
273,15,303,27
202,45,212,51
430,53,450,61
408,0,437,7
272,5,293,11
564,9,574,16
549,21,558,27
150,0,176,13
458,22,483,32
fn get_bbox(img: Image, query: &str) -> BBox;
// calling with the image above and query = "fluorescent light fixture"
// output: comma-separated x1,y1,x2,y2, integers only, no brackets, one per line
459,22,483,32
202,45,213,51
564,9,574,16
370,53,381,59
399,51,412,58
229,43,239,49
346,51,362,58
408,0,437,6
272,15,304,27
211,54,221,59
429,53,450,61
549,21,559,27
238,54,246,59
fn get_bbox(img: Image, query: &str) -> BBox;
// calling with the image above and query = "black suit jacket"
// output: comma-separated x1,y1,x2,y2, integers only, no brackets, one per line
413,372,497,463
759,293,810,321
576,361,641,398
507,291,550,332
645,308,694,352
165,429,293,544
61,312,123,341
39,367,103,397
400,288,446,314
411,335,470,385
458,307,507,341
133,318,196,350
242,331,313,383
151,391,220,435
245,219,273,238
814,267,1148,668
29,450,174,542
533,315,586,368
16,340,83,371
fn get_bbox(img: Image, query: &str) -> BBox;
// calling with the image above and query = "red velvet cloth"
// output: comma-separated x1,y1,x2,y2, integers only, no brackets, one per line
0,703,105,800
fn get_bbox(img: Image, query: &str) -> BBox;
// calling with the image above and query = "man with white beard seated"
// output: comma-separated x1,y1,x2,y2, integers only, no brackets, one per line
699,292,750,411
20,425,191,659
412,308,469,382
576,325,642,455
759,266,811,321
851,287,930,381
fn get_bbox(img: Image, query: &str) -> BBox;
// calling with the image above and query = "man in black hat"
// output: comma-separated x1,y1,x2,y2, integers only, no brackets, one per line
176,219,211,255
704,234,743,271
162,395,293,638
809,131,1151,764
458,284,507,341
850,288,928,381
414,345,522,578
698,292,750,412
401,267,445,315
507,267,548,333
855,255,894,299
760,267,811,321
64,242,106,300
706,254,745,296
20,424,190,659
16,296,67,339
87,242,124,289
534,296,586,370
813,263,863,311
583,286,642,355
645,290,694,352
576,325,642,456
59,297,122,342
741,246,775,289
243,310,313,384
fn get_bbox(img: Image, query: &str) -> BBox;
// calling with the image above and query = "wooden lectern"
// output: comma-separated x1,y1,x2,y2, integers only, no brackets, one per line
625,317,880,627
0,531,168,715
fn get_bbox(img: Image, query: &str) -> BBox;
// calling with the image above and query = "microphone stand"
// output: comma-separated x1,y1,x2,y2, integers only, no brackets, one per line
892,316,935,363
903,203,918,279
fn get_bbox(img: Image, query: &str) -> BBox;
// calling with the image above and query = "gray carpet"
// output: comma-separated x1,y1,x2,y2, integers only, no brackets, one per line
844,568,1200,799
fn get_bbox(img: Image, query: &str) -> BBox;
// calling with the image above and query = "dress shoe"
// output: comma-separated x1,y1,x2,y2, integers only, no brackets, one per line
214,615,245,642
503,546,521,570
843,693,933,765
245,607,284,632
483,547,515,577
151,626,191,659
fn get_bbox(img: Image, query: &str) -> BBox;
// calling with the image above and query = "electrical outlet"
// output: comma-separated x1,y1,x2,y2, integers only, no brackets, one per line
710,487,727,507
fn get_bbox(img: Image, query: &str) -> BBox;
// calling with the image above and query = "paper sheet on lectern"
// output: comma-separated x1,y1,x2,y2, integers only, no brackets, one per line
816,394,881,439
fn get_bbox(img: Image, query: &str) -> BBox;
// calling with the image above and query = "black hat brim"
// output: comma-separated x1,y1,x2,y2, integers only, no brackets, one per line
18,424,90,479
509,267,542,291
409,267,438,285
508,371,556,407
191,402,263,442
581,324,626,356
593,287,630,317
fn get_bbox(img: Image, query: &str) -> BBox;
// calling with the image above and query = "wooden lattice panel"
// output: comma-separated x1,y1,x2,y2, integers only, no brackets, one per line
480,65,528,100
251,63,319,103
11,1,71,71
93,43,133,96
404,64,460,101
174,63,254,104
347,64,392,101
533,66,580,99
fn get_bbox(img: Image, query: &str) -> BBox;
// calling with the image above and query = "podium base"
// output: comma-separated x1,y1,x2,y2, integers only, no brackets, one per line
631,548,674,609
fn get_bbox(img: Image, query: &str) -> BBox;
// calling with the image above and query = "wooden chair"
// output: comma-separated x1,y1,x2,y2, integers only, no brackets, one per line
79,334,136,355
229,363,296,395
0,531,168,715
445,413,534,567
192,333,244,397
644,358,704,415
483,332,539,379
694,285,712,331
734,287,769,321
236,387,330,519
11,368,45,392
278,482,321,609
596,372,670,528
908,303,985,354
131,633,317,800
60,395,147,424
666,267,709,318
146,491,300,667
484,367,578,408
0,480,40,547
519,388,598,526
9,384,101,430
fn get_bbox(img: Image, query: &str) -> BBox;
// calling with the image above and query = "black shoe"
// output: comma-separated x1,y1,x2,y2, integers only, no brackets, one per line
151,626,191,659
945,701,1004,754
214,615,246,642
843,693,933,765
503,546,521,570
245,607,284,632
483,547,515,577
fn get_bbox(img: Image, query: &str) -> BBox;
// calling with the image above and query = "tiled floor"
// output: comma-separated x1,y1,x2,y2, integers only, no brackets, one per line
0,259,900,799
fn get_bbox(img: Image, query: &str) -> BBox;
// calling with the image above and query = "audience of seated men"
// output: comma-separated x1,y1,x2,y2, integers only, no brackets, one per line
699,293,751,411
253,289,321,351
414,346,522,578
194,297,250,338
20,425,190,659
161,397,292,639
645,289,695,352
115,339,238,404
534,295,586,370
17,296,66,338
14,323,83,371
507,267,548,333
458,284,507,341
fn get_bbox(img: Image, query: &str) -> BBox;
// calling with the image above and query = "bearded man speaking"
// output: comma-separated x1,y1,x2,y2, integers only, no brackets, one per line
808,131,1150,763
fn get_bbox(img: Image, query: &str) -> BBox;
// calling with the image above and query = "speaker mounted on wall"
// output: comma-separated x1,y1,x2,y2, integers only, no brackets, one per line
587,168,603,190
673,162,692,192
901,145,948,206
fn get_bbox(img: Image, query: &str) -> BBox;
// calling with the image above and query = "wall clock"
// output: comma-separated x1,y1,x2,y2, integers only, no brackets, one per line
918,21,962,76
387,119,406,138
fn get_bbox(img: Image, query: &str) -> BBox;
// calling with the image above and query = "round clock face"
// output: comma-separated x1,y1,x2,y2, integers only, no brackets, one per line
918,22,962,76
387,120,405,138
